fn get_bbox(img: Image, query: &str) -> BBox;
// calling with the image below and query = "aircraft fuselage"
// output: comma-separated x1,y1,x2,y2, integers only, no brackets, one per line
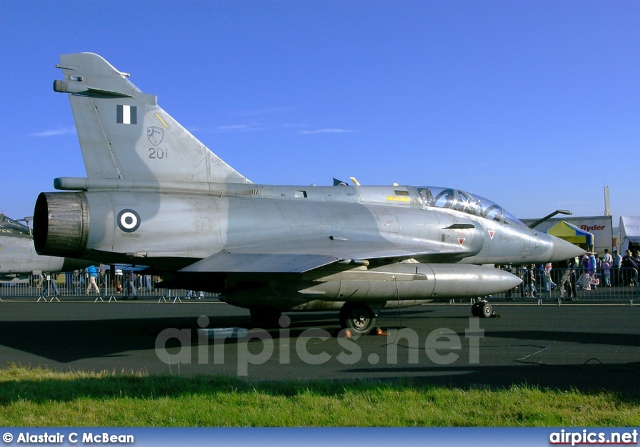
36,180,571,269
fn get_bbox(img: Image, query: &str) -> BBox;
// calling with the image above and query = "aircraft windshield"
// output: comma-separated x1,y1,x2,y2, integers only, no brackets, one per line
415,187,524,225
0,213,31,235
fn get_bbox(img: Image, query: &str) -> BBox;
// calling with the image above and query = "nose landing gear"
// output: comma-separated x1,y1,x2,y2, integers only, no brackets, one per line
471,299,494,318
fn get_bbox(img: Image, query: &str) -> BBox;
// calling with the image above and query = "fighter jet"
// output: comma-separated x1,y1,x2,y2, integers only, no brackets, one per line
0,212,89,280
33,53,584,333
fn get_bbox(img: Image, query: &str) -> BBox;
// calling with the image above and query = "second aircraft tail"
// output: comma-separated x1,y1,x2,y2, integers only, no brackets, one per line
54,52,250,184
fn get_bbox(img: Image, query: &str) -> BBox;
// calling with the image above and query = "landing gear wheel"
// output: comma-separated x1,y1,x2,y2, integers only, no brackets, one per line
481,302,493,318
339,303,376,335
471,301,493,318
250,306,282,328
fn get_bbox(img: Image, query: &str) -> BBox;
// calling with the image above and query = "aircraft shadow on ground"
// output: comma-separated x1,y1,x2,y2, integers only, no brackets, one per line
0,314,251,363
2,310,639,393
1,313,639,362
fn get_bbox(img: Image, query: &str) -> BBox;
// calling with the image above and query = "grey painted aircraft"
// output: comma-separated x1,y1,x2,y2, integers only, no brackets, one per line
34,53,584,334
0,212,89,280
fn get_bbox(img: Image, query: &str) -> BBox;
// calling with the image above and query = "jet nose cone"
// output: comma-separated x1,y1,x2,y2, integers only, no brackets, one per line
550,235,586,261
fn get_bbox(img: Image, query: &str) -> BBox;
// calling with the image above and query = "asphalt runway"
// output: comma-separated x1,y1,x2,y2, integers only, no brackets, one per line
0,296,639,392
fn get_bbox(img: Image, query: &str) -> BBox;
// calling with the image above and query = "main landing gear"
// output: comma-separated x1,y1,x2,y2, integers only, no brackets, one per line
248,302,378,336
339,302,377,336
471,299,494,318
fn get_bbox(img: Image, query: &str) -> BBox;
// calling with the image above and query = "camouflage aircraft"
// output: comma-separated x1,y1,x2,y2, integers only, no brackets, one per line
0,212,88,280
33,53,584,333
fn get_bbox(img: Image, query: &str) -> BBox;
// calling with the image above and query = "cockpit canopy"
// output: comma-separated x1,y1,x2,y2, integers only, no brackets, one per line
416,187,523,226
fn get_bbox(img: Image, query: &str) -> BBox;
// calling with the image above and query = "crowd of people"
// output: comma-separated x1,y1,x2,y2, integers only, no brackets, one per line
39,266,155,299
499,247,640,300
37,266,211,300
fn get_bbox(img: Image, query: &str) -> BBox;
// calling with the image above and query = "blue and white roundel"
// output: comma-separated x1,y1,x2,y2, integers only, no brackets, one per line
117,209,141,233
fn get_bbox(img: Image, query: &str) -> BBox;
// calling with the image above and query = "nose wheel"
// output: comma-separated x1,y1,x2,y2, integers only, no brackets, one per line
471,300,494,318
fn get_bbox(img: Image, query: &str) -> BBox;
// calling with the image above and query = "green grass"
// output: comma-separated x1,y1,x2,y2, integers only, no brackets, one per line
0,365,638,426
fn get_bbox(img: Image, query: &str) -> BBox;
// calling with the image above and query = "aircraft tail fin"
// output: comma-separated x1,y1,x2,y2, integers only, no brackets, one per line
54,52,250,183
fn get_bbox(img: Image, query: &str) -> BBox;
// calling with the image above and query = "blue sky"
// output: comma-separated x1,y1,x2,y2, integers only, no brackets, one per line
1,0,638,226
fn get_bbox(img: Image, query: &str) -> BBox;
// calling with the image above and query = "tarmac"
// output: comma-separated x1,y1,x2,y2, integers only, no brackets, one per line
0,295,638,391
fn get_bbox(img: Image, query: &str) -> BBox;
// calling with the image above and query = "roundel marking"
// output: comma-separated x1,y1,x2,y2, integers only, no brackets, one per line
117,209,141,233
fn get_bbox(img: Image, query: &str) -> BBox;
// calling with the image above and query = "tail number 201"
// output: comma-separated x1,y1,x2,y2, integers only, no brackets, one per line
149,148,168,159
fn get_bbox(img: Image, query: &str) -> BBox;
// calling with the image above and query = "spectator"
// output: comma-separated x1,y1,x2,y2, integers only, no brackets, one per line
622,249,639,286
85,265,100,294
612,250,622,286
602,249,613,287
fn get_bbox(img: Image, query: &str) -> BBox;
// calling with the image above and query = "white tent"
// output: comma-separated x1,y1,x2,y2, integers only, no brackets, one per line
619,216,640,252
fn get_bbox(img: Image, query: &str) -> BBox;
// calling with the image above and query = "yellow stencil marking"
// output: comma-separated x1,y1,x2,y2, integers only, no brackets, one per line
155,113,169,128
386,196,410,203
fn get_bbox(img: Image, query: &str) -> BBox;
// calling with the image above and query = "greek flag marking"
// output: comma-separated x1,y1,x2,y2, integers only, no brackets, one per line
117,105,137,124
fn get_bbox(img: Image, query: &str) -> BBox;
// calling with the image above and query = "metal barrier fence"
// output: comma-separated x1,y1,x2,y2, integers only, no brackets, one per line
490,266,639,303
0,271,220,302
1,267,638,303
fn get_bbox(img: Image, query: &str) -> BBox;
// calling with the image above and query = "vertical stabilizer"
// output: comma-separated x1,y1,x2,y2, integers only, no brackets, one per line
54,52,250,184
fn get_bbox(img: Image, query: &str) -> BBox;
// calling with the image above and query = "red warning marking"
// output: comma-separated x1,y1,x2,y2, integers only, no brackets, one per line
489,230,495,240
458,238,465,245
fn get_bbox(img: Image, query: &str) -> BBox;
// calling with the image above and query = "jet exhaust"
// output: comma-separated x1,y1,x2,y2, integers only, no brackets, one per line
33,192,89,258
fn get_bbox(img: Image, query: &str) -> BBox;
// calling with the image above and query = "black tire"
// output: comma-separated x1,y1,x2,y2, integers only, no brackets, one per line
471,302,481,317
250,306,282,328
339,303,376,335
481,302,493,318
